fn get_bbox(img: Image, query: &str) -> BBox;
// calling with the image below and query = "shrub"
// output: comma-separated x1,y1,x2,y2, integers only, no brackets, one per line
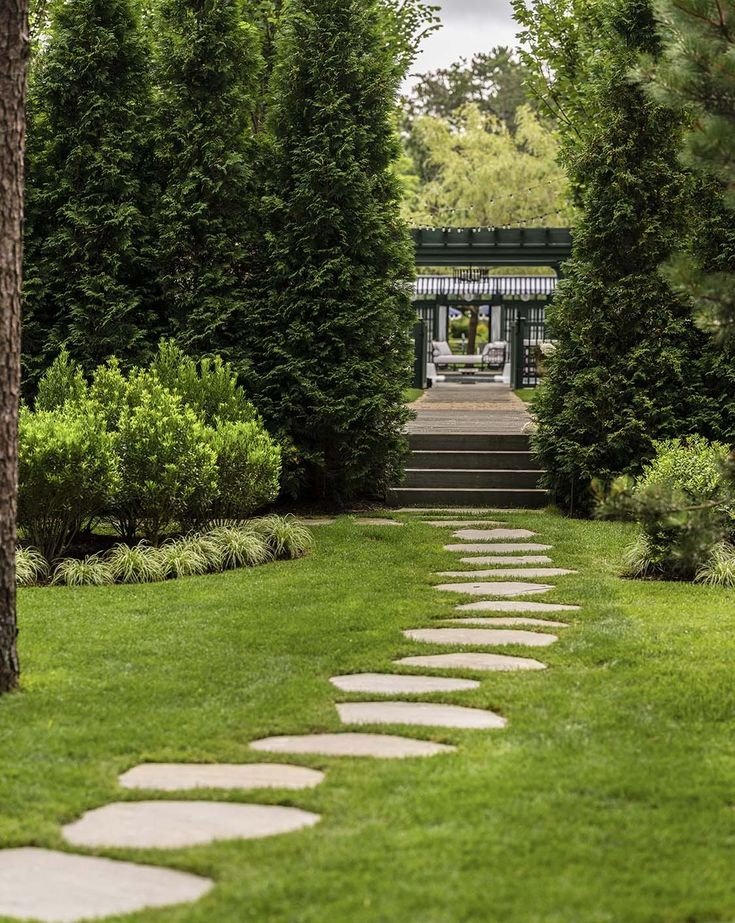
112,382,218,544
253,514,314,560
208,421,281,521
15,547,49,587
18,402,120,560
35,350,88,412
51,555,115,587
207,525,272,569
106,542,166,584
637,436,730,502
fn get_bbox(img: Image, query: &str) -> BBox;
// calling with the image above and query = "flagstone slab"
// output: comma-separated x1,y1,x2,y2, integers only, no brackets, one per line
437,568,575,578
445,543,552,553
447,617,569,628
396,652,547,672
404,628,559,648
453,529,538,541
330,673,479,694
456,600,580,613
434,581,553,597
119,763,325,792
355,518,403,526
0,848,213,923
424,520,507,528
251,733,455,758
337,701,506,730
299,518,336,526
459,555,553,565
63,801,320,849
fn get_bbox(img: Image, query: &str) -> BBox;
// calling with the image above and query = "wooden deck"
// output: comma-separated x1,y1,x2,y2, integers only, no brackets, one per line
407,383,531,436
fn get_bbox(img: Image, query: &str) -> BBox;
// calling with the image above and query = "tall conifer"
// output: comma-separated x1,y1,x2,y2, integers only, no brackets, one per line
23,0,154,381
246,0,415,504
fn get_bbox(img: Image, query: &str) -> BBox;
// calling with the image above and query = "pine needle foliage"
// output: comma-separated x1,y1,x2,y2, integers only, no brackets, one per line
23,0,156,383
153,0,261,360
246,0,416,504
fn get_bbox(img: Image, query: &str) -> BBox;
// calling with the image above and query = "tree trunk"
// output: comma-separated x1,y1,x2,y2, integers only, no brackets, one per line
467,305,479,355
0,0,29,695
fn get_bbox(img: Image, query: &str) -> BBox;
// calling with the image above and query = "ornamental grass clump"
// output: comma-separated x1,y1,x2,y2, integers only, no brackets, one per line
15,547,49,587
695,543,735,589
253,515,314,560
106,543,166,584
207,526,272,569
158,537,212,579
52,555,115,587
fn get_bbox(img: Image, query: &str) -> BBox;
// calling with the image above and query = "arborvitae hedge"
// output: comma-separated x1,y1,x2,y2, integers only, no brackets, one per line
533,0,730,513
23,0,155,383
243,0,415,504
153,0,261,362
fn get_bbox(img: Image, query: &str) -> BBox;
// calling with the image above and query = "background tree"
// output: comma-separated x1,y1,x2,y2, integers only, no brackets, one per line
153,0,261,364
245,0,416,503
517,0,731,512
23,0,155,383
0,0,28,693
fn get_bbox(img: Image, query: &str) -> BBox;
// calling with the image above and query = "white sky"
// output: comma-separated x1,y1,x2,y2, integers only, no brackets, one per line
405,0,519,88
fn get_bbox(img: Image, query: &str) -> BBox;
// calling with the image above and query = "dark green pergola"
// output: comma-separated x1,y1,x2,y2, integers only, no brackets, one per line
413,227,572,270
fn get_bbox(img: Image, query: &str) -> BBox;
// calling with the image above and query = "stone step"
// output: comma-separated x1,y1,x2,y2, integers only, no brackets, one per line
403,468,543,490
408,433,531,452
390,487,548,509
409,450,543,471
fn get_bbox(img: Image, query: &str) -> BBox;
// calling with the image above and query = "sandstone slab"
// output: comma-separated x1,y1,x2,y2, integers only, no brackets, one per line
0,848,212,923
299,518,336,526
459,555,552,565
119,763,324,792
424,520,506,528
437,568,574,578
355,518,403,526
251,733,454,758
337,701,506,730
453,529,537,541
456,600,580,613
330,673,478,694
404,628,559,648
63,801,320,849
396,652,546,672
434,581,553,597
444,543,552,553
447,617,568,628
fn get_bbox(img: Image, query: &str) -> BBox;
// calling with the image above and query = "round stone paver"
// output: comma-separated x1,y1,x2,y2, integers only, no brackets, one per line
434,581,553,597
459,555,553,565
404,628,559,648
63,801,320,849
456,600,580,613
0,848,213,923
444,543,552,553
395,652,547,672
447,617,569,628
337,701,506,730
119,763,325,792
251,733,455,758
437,568,575,578
453,529,537,541
424,520,507,528
330,673,479,694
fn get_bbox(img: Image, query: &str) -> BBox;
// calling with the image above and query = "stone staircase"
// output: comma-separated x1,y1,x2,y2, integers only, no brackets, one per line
391,433,547,508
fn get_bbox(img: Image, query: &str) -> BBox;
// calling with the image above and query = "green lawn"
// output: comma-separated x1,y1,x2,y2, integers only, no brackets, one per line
514,388,536,403
404,387,424,404
2,511,735,922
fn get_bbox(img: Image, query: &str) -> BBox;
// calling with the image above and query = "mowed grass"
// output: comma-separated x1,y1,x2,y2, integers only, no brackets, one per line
2,511,735,923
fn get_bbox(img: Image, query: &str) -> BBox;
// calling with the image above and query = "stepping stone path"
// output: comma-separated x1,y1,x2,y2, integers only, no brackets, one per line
251,733,455,758
299,518,336,526
434,581,553,596
396,652,547,672
459,555,553,564
404,628,559,648
337,701,506,730
453,529,537,541
330,673,479,694
2,515,586,921
437,568,576,578
457,600,580,613
447,617,569,628
63,801,321,850
445,543,552,553
0,848,213,923
119,763,325,791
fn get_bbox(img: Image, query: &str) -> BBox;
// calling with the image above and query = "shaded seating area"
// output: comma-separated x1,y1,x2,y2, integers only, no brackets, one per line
432,340,507,373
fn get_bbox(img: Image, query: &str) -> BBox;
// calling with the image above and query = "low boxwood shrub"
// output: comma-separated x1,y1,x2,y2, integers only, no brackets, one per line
207,421,281,522
18,402,120,560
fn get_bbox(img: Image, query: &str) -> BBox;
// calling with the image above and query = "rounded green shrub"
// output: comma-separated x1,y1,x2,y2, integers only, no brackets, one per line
208,421,281,521
637,436,730,502
18,402,120,560
35,349,88,412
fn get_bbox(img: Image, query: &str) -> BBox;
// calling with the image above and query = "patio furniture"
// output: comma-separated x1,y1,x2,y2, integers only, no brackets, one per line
431,340,485,369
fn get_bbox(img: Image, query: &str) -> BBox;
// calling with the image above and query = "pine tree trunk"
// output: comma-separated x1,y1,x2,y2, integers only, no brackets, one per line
0,0,29,695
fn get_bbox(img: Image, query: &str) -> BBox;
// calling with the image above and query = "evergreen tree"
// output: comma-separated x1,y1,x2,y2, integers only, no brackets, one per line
23,0,154,382
524,0,726,512
245,0,416,504
153,0,261,361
